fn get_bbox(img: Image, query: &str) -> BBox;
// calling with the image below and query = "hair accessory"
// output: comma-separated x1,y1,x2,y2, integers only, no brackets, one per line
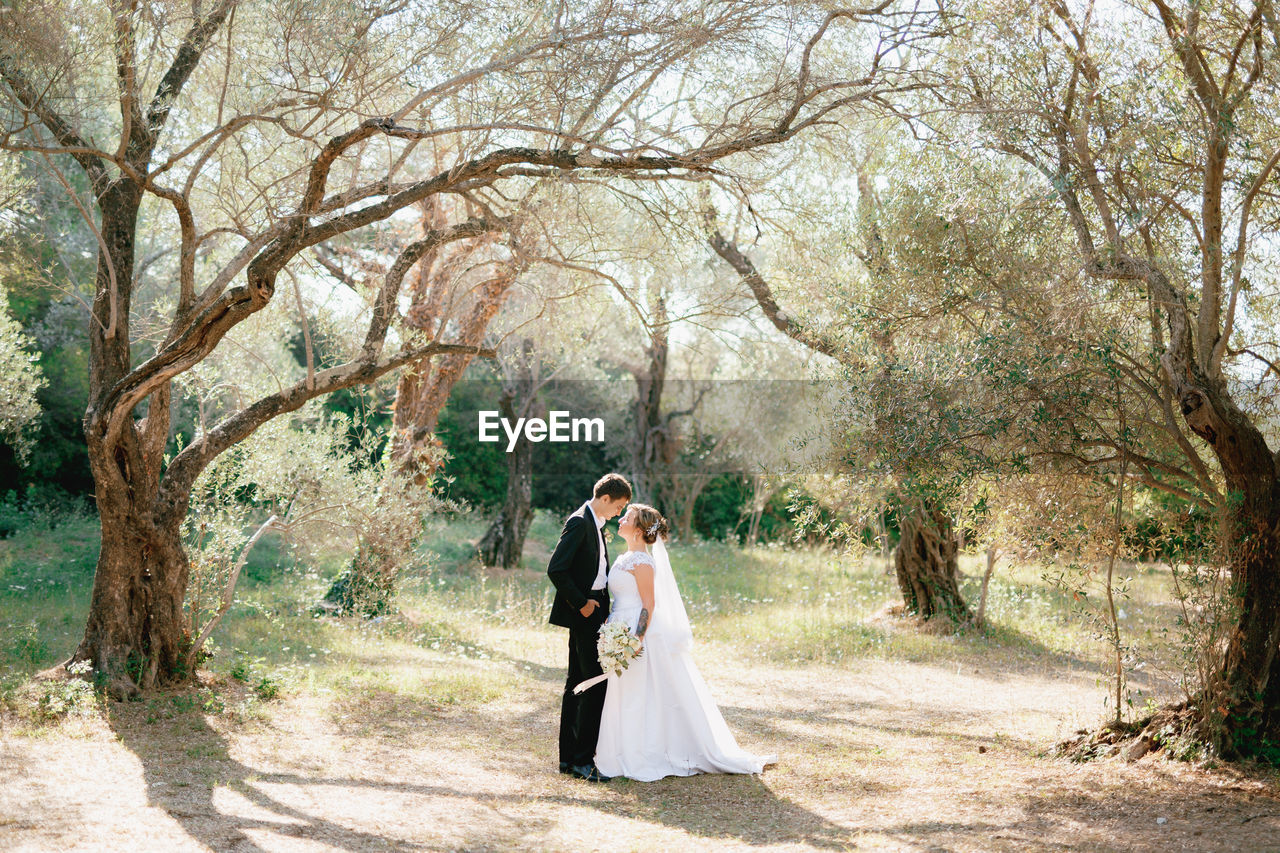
646,520,659,536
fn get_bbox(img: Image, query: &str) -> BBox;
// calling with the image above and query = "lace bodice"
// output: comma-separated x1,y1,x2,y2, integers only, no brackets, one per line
606,550,654,624
613,550,654,574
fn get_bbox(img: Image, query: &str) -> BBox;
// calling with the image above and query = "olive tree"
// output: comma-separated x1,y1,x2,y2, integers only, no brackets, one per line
948,0,1280,753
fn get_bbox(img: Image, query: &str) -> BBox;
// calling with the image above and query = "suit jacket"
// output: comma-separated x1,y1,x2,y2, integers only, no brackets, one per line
547,503,610,629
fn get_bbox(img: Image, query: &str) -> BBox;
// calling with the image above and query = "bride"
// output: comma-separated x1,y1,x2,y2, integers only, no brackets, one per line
594,503,776,782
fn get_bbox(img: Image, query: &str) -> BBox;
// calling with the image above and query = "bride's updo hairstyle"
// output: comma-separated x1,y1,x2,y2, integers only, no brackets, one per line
629,503,669,545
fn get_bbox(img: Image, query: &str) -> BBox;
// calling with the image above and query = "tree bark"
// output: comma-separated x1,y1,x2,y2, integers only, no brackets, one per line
745,474,768,545
75,502,190,698
629,295,673,502
77,172,190,696
1145,273,1280,752
477,388,537,569
386,200,516,484
893,501,969,623
668,446,723,540
675,481,702,540
1215,478,1280,753
974,546,996,628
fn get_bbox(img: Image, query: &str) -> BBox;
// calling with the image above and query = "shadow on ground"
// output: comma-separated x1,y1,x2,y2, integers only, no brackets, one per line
107,698,433,851
104,686,855,851
59,678,1278,853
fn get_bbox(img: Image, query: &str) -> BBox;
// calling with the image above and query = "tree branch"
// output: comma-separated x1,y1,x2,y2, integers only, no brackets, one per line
159,341,492,511
145,0,237,145
95,218,502,455
704,210,845,361
0,56,109,191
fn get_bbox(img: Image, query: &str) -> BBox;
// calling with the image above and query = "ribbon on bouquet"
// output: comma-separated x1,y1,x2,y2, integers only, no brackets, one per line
574,623,643,693
572,673,609,695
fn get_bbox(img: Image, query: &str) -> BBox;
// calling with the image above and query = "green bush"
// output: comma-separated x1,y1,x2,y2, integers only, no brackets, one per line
0,484,88,538
6,622,47,668
690,474,799,542
35,660,97,720
227,648,282,701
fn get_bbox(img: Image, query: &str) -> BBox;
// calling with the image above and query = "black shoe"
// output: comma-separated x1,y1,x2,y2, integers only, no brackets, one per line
569,763,611,782
559,762,572,775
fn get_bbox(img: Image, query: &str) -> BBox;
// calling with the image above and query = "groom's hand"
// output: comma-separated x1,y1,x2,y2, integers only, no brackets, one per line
579,600,599,618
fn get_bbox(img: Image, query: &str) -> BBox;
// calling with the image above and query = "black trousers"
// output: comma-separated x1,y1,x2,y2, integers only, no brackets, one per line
559,590,609,767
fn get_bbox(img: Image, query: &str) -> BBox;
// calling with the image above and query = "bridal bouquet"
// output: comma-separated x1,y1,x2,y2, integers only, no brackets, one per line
572,622,643,694
597,621,644,676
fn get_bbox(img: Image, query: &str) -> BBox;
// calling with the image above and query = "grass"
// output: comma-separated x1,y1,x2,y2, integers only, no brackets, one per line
1,507,1186,714
0,512,99,688
403,514,1185,703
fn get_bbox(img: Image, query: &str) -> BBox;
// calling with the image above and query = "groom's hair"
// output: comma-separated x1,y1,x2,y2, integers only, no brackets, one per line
593,473,632,501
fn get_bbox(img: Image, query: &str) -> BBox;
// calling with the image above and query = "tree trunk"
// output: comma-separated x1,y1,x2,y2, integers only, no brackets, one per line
629,295,675,502
744,474,778,546
74,499,191,698
746,494,763,545
677,487,699,541
477,348,539,569
319,206,516,609
1216,502,1280,755
477,416,535,568
974,545,997,628
73,178,196,697
668,465,713,540
476,462,534,569
893,501,969,623
1154,332,1280,753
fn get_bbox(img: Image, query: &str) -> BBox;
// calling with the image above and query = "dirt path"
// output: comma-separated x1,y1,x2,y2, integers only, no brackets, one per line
3,627,1279,852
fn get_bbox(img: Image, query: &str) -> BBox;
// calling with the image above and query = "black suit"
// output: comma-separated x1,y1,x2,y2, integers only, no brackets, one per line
547,503,610,767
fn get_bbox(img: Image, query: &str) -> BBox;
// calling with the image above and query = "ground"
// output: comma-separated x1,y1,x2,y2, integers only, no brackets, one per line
4,623,1280,851
2,515,1279,851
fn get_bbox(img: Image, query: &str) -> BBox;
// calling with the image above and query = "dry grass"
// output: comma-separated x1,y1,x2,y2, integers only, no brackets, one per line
3,513,1279,851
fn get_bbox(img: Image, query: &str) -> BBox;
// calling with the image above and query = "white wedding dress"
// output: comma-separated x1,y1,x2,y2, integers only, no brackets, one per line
594,543,776,781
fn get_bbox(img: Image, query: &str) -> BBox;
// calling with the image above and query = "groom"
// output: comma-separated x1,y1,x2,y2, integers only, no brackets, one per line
547,472,631,782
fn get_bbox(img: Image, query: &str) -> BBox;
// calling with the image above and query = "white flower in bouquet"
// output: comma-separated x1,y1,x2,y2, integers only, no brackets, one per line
596,621,644,676
573,621,643,694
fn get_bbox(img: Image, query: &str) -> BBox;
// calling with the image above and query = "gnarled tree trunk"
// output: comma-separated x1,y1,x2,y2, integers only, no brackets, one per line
477,386,538,569
75,175,195,697
1175,373,1280,754
77,496,192,697
893,501,969,623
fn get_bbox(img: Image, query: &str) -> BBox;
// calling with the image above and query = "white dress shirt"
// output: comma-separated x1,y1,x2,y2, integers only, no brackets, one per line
585,501,608,590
